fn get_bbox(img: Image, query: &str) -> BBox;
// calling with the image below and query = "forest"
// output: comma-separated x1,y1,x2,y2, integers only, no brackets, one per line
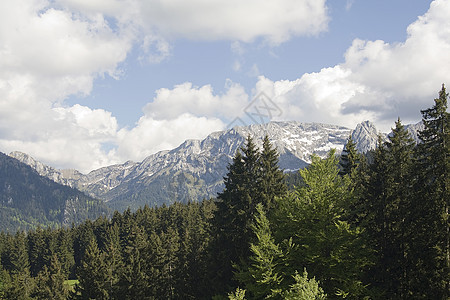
0,85,448,299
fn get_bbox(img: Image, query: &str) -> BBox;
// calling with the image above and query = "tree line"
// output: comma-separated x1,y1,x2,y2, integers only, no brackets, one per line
0,85,448,299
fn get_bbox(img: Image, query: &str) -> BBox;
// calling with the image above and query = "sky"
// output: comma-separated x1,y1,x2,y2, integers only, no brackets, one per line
0,0,448,173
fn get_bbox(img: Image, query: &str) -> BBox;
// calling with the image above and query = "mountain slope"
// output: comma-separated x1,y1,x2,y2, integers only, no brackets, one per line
9,120,422,211
0,152,108,232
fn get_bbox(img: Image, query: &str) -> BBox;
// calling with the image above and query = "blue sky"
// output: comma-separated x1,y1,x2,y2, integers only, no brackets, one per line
67,0,431,128
0,0,447,172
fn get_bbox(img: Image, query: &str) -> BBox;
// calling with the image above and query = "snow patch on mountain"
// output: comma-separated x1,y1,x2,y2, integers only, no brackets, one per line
8,120,422,210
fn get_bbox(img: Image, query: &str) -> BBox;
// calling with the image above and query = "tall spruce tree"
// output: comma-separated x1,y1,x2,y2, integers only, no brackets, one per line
339,135,361,177
212,136,261,294
117,224,151,299
212,135,287,295
33,254,68,300
412,84,449,299
73,236,109,299
260,135,287,210
103,223,123,299
360,136,394,298
384,118,415,298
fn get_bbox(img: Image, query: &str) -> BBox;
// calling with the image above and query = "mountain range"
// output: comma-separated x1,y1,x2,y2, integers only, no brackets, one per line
8,120,423,211
0,152,108,232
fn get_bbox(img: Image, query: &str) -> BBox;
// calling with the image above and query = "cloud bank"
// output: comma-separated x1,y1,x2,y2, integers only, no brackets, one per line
255,0,450,131
0,0,449,173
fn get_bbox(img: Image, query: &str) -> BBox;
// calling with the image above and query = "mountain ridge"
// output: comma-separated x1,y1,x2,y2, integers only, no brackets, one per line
8,120,422,211
0,152,108,232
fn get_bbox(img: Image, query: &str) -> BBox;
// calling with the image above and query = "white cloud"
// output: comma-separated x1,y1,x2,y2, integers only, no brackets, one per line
0,103,120,173
137,0,328,44
0,0,130,172
1,0,449,174
58,0,329,45
0,1,131,99
113,81,251,162
116,113,224,161
144,81,248,120
139,35,172,63
254,0,450,132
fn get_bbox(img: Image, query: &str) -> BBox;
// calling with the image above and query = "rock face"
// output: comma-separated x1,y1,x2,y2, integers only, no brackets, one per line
351,121,380,153
9,120,422,211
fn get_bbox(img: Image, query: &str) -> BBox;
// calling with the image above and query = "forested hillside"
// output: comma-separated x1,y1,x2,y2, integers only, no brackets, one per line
0,85,448,299
0,153,109,232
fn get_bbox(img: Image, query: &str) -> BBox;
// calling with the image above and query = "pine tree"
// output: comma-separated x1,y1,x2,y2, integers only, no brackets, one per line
212,136,261,293
3,271,35,300
359,136,394,298
117,224,151,299
339,135,361,177
234,203,284,299
259,135,287,211
103,223,123,299
33,254,68,300
73,236,109,299
10,231,30,276
411,84,450,299
384,118,415,298
27,227,47,277
55,228,75,278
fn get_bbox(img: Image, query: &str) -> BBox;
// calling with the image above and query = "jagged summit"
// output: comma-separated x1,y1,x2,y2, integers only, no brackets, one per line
351,120,380,153
9,151,83,186
8,120,421,211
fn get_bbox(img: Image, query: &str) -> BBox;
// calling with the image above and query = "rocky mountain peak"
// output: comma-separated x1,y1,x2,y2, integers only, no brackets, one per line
351,120,380,153
7,120,423,211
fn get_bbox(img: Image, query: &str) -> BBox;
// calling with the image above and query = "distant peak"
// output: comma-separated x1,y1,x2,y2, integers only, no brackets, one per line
357,120,377,130
9,151,38,163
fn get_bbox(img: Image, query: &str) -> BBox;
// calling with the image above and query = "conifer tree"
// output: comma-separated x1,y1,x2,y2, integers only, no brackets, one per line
260,135,287,210
383,118,415,298
55,228,75,278
234,203,284,299
27,227,46,277
103,223,123,299
282,270,326,300
339,135,360,177
276,151,372,298
73,236,109,299
359,136,393,297
177,201,213,298
0,265,8,299
33,254,68,300
3,271,35,300
10,231,29,276
2,231,34,300
228,287,246,300
412,84,449,298
117,223,151,299
212,137,260,293
212,135,289,295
